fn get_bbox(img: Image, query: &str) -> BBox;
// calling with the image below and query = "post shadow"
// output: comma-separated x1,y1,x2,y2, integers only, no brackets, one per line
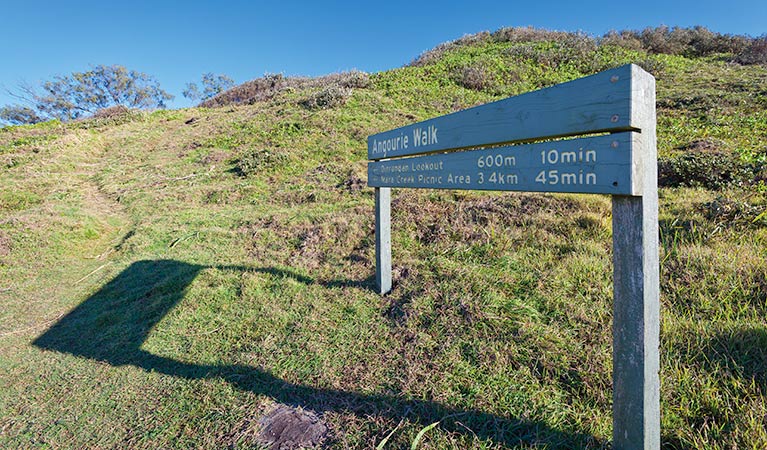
33,259,604,447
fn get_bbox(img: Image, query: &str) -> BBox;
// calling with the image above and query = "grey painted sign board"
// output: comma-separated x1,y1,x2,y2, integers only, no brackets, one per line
369,133,640,195
366,64,660,449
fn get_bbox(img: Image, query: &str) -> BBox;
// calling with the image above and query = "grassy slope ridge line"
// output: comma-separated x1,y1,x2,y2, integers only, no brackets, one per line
1,26,766,449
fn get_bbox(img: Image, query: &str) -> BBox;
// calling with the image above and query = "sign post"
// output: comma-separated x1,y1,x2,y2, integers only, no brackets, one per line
611,69,660,449
374,187,391,295
367,65,660,449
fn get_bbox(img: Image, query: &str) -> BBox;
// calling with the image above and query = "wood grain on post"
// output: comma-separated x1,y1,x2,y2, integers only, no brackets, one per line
611,65,660,450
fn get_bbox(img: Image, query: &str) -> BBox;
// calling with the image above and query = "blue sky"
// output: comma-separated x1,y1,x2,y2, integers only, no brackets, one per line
1,0,765,109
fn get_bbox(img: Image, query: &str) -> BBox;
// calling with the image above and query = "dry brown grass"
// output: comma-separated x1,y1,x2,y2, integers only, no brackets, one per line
0,230,10,258
246,206,374,271
392,191,584,246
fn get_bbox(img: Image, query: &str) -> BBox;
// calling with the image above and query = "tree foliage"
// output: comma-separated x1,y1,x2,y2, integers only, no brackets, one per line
1,65,173,124
183,73,235,102
0,104,44,125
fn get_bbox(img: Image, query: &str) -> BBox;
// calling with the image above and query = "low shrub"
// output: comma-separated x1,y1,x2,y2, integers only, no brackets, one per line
658,144,764,189
601,30,644,52
452,63,497,92
702,196,767,227
687,27,750,57
499,26,754,61
233,147,288,176
640,26,691,55
74,105,142,128
200,71,369,108
92,105,132,119
510,36,597,69
410,32,492,66
491,27,577,45
325,70,371,89
200,73,287,107
635,58,667,77
415,26,760,70
300,86,352,110
635,26,750,57
735,37,767,65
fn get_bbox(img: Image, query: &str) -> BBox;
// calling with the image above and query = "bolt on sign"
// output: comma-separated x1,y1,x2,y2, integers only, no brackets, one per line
367,64,660,450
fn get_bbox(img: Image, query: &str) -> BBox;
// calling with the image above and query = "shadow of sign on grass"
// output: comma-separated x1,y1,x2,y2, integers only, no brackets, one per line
33,259,604,448
699,327,767,391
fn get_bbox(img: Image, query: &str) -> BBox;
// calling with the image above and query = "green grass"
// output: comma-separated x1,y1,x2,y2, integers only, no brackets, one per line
1,30,766,449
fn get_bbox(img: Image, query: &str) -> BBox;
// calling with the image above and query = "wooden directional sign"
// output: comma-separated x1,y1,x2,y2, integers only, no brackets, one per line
369,133,640,195
367,64,660,449
368,64,640,161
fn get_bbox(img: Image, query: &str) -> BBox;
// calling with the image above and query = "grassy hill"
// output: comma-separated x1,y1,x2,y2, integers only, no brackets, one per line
1,27,766,449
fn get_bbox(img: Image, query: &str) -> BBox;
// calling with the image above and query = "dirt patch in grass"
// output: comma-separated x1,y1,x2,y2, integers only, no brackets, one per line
677,138,726,152
199,148,231,166
0,230,10,257
256,404,330,450
337,172,365,193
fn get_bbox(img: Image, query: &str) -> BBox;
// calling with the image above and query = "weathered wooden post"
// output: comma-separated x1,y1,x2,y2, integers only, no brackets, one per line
611,67,660,449
374,187,392,295
367,64,660,448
